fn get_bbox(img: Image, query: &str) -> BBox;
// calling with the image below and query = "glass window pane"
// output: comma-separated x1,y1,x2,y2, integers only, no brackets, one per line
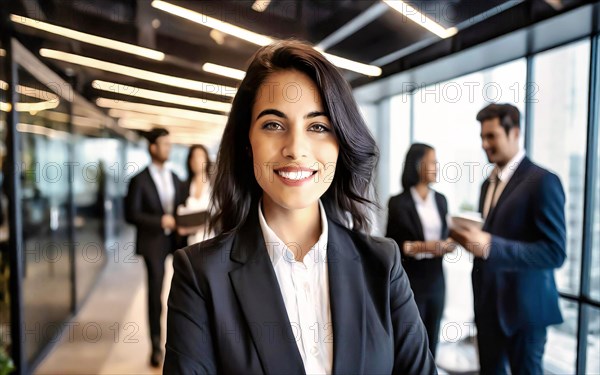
591,129,600,302
544,299,578,374
531,40,590,296
587,305,600,374
388,94,411,196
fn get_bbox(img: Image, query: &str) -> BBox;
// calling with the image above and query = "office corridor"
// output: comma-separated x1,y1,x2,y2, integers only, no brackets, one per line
34,233,172,375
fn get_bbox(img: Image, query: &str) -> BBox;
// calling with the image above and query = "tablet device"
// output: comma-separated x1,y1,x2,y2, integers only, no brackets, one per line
175,210,210,227
451,212,484,230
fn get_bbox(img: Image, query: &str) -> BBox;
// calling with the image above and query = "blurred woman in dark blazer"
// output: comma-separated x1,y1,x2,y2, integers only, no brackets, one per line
164,41,437,374
386,143,454,358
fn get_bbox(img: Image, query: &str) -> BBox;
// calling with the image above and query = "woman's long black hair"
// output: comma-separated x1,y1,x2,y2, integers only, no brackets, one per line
209,40,379,235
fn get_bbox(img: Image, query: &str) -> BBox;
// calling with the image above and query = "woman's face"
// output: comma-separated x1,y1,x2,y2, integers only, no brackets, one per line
190,147,208,175
249,69,339,210
420,149,438,184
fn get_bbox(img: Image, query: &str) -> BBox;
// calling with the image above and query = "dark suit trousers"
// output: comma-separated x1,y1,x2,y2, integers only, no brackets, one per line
413,290,445,358
477,315,547,375
143,238,172,349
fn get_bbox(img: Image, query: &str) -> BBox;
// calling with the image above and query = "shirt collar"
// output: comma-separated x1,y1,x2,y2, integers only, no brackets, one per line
148,162,169,176
495,149,526,182
258,199,328,267
410,186,434,205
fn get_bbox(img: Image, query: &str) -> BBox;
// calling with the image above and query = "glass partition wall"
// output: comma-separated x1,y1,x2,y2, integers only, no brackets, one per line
6,38,124,374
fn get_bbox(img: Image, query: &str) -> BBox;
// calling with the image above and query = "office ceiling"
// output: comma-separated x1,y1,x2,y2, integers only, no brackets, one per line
5,0,587,144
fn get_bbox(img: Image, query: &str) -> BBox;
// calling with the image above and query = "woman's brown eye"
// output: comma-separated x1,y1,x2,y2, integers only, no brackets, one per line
263,122,282,130
310,124,330,133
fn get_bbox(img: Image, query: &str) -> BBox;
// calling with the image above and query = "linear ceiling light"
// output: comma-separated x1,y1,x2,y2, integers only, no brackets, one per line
15,101,60,113
202,63,246,80
0,80,8,90
17,123,69,140
108,109,223,130
152,0,274,46
118,118,153,131
11,14,165,61
152,0,382,77
92,80,232,113
95,98,228,124
117,118,222,141
318,51,383,77
40,49,237,97
0,102,11,112
383,1,457,39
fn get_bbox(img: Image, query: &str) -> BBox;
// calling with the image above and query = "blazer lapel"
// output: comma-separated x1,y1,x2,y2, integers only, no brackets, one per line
327,219,366,374
144,168,165,215
407,197,425,241
485,157,532,228
228,207,305,374
434,192,449,238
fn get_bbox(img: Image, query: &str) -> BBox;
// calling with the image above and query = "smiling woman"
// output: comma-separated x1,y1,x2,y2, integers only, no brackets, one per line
164,40,437,374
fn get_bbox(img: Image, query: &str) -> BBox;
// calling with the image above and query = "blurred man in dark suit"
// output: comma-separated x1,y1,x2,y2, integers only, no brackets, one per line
451,103,566,375
125,128,185,367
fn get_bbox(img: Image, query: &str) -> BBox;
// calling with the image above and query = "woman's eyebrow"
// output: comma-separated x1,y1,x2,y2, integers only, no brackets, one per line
255,109,329,121
304,111,328,119
256,109,286,120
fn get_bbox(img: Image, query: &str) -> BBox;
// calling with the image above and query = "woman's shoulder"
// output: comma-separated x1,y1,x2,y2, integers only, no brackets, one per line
332,220,399,265
388,190,412,204
175,232,235,268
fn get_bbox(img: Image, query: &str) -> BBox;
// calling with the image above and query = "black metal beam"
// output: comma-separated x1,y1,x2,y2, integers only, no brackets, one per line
1,1,25,373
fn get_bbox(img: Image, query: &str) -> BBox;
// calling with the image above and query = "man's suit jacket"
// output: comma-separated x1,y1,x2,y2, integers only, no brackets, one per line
164,203,437,374
124,167,186,256
474,156,566,336
386,190,449,296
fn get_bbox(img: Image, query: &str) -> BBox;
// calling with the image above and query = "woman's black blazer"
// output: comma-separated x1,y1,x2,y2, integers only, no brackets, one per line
385,190,449,296
164,203,437,374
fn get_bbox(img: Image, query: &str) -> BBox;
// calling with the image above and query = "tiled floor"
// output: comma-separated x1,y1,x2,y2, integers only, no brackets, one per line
35,250,173,375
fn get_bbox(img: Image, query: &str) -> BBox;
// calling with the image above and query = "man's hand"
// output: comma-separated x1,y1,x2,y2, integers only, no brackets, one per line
161,214,176,230
450,226,492,259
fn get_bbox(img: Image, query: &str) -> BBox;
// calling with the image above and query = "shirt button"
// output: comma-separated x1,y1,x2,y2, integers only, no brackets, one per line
304,283,310,293
310,346,319,356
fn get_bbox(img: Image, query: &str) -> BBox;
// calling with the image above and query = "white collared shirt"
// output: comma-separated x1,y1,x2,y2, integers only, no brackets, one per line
258,200,333,374
148,162,175,234
409,187,442,260
483,149,526,218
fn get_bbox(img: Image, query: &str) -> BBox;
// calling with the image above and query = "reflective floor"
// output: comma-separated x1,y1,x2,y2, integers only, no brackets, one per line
35,242,172,374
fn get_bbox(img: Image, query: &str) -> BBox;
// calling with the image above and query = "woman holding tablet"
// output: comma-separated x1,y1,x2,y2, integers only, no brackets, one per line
386,143,454,358
164,41,436,374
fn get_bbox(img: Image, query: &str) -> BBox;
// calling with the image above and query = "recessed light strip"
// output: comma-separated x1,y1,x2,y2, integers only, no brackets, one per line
11,14,165,61
92,80,232,113
40,49,237,97
107,108,224,129
202,63,246,80
383,0,457,39
96,98,228,124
